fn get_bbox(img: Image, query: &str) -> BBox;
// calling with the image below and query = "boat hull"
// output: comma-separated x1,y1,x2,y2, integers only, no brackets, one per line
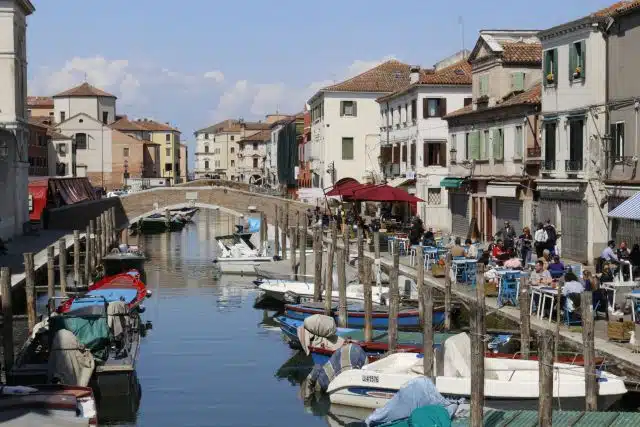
102,256,145,277
213,258,273,275
283,304,433,329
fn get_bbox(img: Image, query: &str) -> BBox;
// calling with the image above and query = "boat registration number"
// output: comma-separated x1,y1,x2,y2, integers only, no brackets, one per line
362,375,379,383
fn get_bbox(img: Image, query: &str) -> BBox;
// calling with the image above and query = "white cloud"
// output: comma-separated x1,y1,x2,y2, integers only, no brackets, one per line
203,70,225,83
345,55,396,78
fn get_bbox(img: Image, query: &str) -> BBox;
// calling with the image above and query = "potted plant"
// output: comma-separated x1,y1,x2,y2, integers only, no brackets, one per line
546,73,555,84
573,66,582,79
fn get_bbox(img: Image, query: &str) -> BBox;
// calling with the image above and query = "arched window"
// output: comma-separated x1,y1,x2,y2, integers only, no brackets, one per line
204,160,210,170
75,133,87,150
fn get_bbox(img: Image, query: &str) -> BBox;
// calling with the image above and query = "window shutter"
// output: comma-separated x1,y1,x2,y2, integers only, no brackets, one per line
422,98,428,119
423,142,428,167
569,43,576,82
479,131,485,159
610,124,618,158
340,101,344,116
552,49,558,81
439,143,447,167
580,41,586,80
439,98,447,117
353,101,358,117
511,72,524,92
470,131,480,160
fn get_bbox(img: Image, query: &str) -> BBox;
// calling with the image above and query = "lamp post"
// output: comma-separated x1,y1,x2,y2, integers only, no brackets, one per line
123,159,129,188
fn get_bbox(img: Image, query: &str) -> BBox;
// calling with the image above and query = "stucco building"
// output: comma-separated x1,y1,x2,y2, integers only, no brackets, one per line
135,118,182,184
27,119,52,176
27,96,54,119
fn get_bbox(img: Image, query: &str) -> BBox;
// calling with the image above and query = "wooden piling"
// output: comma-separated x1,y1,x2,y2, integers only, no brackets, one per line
363,256,373,342
282,206,288,261
324,221,337,315
538,329,554,427
470,262,486,427
58,237,67,294
85,225,91,285
373,231,380,260
274,205,280,258
1,267,14,374
290,226,297,280
444,252,452,331
299,213,307,280
581,291,598,411
100,212,107,257
47,245,55,298
110,206,117,244
95,216,102,263
554,276,564,360
123,226,129,246
89,219,96,269
106,209,112,246
519,276,531,360
419,246,434,379
259,211,266,254
337,246,348,328
388,241,400,352
357,227,365,284
24,253,36,331
313,228,322,301
73,230,81,286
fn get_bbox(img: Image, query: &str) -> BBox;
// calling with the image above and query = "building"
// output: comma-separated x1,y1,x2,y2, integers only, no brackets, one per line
443,31,543,241
110,130,160,189
135,119,182,184
27,119,52,176
376,52,472,231
53,82,117,125
236,129,270,184
538,5,616,263
109,115,160,179
27,96,54,119
49,128,73,176
298,108,312,188
307,60,412,188
269,115,304,194
179,143,188,183
0,0,35,238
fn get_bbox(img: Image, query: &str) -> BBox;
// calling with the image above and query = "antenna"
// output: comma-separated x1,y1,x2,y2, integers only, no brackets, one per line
458,16,465,58
83,72,88,82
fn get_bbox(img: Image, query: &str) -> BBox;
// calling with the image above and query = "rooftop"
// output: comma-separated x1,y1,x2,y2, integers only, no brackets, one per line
53,82,116,99
109,115,149,132
500,42,542,65
135,118,180,133
26,96,54,108
238,129,271,143
539,1,640,38
196,119,271,134
444,82,541,119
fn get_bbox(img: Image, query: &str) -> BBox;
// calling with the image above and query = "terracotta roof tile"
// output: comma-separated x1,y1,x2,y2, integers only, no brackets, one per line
239,129,271,143
112,129,149,145
500,42,542,65
27,96,54,108
109,115,148,132
53,82,116,98
418,60,472,85
321,60,412,94
593,0,640,17
48,129,71,140
445,82,541,119
27,118,69,140
196,119,270,134
135,119,180,133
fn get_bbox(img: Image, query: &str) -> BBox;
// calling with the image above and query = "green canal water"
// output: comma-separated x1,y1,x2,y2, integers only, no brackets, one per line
103,210,331,427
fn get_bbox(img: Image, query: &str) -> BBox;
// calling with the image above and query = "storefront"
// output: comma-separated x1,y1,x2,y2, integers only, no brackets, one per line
487,182,523,234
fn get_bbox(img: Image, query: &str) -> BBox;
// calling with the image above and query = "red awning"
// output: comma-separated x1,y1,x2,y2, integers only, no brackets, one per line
349,184,424,203
325,178,363,196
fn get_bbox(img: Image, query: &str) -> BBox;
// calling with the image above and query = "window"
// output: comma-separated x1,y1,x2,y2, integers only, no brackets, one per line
511,72,525,92
102,111,109,124
464,97,472,107
74,133,87,150
479,130,490,160
253,143,258,150
493,128,504,161
411,99,417,121
340,101,357,117
57,144,67,156
165,133,171,142
392,144,400,164
404,103,408,123
569,41,586,81
205,133,209,139
544,49,558,85
204,160,210,170
467,131,480,160
230,147,235,153
60,111,66,122
230,160,235,167
514,125,524,159
610,122,625,159
410,142,416,166
568,119,584,171
123,147,129,157
165,148,171,156
342,137,354,160
165,162,172,171
544,122,557,170
478,75,488,96
396,107,401,126
253,158,259,168
205,145,209,153
401,143,407,162
230,135,235,141
423,141,446,167
423,98,446,118
427,188,442,205
450,134,458,163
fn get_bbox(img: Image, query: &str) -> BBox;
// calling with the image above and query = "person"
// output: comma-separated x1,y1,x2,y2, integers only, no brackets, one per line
491,239,505,259
409,217,424,246
630,244,640,278
450,237,466,257
529,260,552,286
519,227,533,265
547,255,566,278
562,271,585,296
583,271,609,319
534,223,548,258
617,241,630,260
500,221,517,250
600,264,614,283
544,219,558,255
422,228,435,247
306,209,313,227
601,240,620,267
464,239,477,259
538,249,551,270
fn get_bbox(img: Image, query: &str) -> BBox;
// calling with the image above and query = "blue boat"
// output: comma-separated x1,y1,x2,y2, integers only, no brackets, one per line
283,302,443,330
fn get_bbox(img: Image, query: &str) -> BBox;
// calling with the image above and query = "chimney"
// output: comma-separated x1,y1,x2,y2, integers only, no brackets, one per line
410,66,421,84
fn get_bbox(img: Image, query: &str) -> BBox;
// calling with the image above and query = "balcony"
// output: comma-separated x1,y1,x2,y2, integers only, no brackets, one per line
565,159,583,173
542,159,556,172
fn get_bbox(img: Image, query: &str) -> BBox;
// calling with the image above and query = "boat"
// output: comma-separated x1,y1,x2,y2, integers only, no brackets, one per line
169,206,199,222
257,278,389,305
326,333,627,411
284,302,431,329
0,384,98,426
102,244,146,276
212,231,274,275
134,213,185,233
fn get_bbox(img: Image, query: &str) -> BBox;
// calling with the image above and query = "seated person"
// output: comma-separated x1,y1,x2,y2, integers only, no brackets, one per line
450,237,466,257
601,240,620,266
491,240,505,259
529,260,552,286
547,255,566,278
422,228,435,247
562,271,585,314
600,264,614,283
617,241,630,260
538,249,551,270
503,255,522,269
464,239,478,259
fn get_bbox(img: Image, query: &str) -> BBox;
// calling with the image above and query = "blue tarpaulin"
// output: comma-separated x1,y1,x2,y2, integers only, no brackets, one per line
247,217,261,233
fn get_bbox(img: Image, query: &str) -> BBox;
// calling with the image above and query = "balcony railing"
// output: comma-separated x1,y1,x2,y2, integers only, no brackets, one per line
542,159,556,171
565,159,583,172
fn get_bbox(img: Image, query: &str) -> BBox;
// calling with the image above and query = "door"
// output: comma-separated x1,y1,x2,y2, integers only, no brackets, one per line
535,199,556,228
495,198,523,235
450,193,469,237
560,200,588,262
485,198,493,241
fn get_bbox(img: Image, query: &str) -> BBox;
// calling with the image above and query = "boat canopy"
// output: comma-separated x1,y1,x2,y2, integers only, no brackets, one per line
49,305,110,362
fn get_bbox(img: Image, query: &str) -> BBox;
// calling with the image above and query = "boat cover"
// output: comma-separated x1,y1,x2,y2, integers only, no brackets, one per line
375,405,452,427
107,300,129,339
302,343,366,400
443,333,471,378
47,329,95,387
49,309,110,362
365,377,457,426
297,314,345,356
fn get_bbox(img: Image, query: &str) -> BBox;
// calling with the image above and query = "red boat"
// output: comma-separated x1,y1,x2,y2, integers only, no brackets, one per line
57,270,151,314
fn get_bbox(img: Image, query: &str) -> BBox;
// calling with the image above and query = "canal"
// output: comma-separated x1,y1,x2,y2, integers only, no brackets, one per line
105,209,327,427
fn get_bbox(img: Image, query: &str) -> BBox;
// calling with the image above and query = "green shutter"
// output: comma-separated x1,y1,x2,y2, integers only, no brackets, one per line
552,49,558,82
492,128,504,161
479,75,488,96
353,101,358,117
511,72,525,92
469,131,480,160
569,43,577,82
497,129,504,160
580,41,586,80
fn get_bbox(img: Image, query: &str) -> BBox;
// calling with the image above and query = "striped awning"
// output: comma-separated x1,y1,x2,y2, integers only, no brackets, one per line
608,192,640,220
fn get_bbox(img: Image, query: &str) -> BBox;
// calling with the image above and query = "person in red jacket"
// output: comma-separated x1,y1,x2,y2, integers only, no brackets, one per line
492,240,505,258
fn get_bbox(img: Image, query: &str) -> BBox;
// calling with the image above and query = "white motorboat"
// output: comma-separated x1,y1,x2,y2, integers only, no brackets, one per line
212,232,273,275
257,278,389,305
326,333,627,411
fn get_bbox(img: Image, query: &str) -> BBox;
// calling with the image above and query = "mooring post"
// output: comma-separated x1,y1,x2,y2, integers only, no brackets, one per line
100,212,107,257
417,246,425,325
444,252,452,331
73,230,81,286
470,262,486,427
282,205,288,261
58,237,67,294
337,246,348,328
299,213,307,280
581,291,598,411
519,275,531,360
110,206,118,244
47,245,55,299
363,256,373,342
85,225,91,285
95,216,102,263
107,210,113,247
313,228,323,301
538,329,554,427
373,231,380,260
357,227,365,285
419,246,434,378
388,241,400,352
24,252,36,331
260,211,267,254
324,221,337,315
123,226,129,246
1,267,14,374
274,205,280,258
555,276,564,361
89,219,96,269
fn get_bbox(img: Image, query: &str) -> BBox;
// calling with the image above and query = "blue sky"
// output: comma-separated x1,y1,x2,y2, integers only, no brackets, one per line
27,0,616,159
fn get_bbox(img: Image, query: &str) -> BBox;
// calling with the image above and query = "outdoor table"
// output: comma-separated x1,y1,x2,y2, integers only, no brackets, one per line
624,291,640,323
452,258,477,285
529,285,560,323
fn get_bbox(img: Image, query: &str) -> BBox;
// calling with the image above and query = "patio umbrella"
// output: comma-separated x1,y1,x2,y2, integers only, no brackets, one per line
350,184,424,203
325,179,364,196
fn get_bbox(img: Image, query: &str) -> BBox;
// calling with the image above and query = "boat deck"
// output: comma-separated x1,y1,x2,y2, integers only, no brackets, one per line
451,409,640,426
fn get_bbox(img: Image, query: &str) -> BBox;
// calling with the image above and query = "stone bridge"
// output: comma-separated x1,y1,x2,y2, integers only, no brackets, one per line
45,180,313,231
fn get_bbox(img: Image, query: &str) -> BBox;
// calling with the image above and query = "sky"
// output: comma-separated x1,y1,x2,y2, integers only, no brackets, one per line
26,0,618,162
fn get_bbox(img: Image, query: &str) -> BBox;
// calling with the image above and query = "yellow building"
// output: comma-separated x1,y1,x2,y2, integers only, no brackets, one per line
135,118,182,183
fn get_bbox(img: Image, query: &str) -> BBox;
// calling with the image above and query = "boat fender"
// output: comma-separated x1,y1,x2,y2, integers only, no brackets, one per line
146,290,153,299
138,305,146,313
212,259,219,264
273,255,282,261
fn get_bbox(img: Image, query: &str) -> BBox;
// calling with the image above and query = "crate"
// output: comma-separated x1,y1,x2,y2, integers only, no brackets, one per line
607,320,635,342
484,281,499,297
431,264,445,278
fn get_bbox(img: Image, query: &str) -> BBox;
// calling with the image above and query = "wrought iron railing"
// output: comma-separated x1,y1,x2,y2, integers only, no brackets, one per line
542,159,556,171
565,159,583,172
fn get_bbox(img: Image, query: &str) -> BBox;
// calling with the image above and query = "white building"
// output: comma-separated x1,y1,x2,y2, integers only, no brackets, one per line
236,129,270,184
376,53,472,231
0,0,34,238
53,82,116,125
307,60,412,188
538,10,609,263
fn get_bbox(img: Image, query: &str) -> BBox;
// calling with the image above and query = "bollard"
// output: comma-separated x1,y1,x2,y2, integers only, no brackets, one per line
363,256,373,342
58,237,67,294
47,245,55,298
538,330,554,426
85,225,91,285
581,291,598,411
444,252,453,331
281,205,288,261
470,262,486,427
73,230,81,286
313,228,323,301
324,221,337,315
357,227,364,285
274,205,280,258
299,214,307,280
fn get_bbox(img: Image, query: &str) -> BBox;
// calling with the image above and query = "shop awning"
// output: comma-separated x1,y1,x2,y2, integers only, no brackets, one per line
440,177,464,188
486,183,518,198
608,192,640,220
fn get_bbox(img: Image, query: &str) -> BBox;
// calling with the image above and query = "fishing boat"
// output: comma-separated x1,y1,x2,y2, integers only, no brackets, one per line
0,384,98,426
257,278,389,305
102,244,146,276
284,302,432,329
134,213,185,233
326,333,627,411
212,231,274,275
169,206,199,222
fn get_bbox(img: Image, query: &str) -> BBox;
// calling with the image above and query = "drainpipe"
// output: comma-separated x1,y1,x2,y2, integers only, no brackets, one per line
603,18,613,178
